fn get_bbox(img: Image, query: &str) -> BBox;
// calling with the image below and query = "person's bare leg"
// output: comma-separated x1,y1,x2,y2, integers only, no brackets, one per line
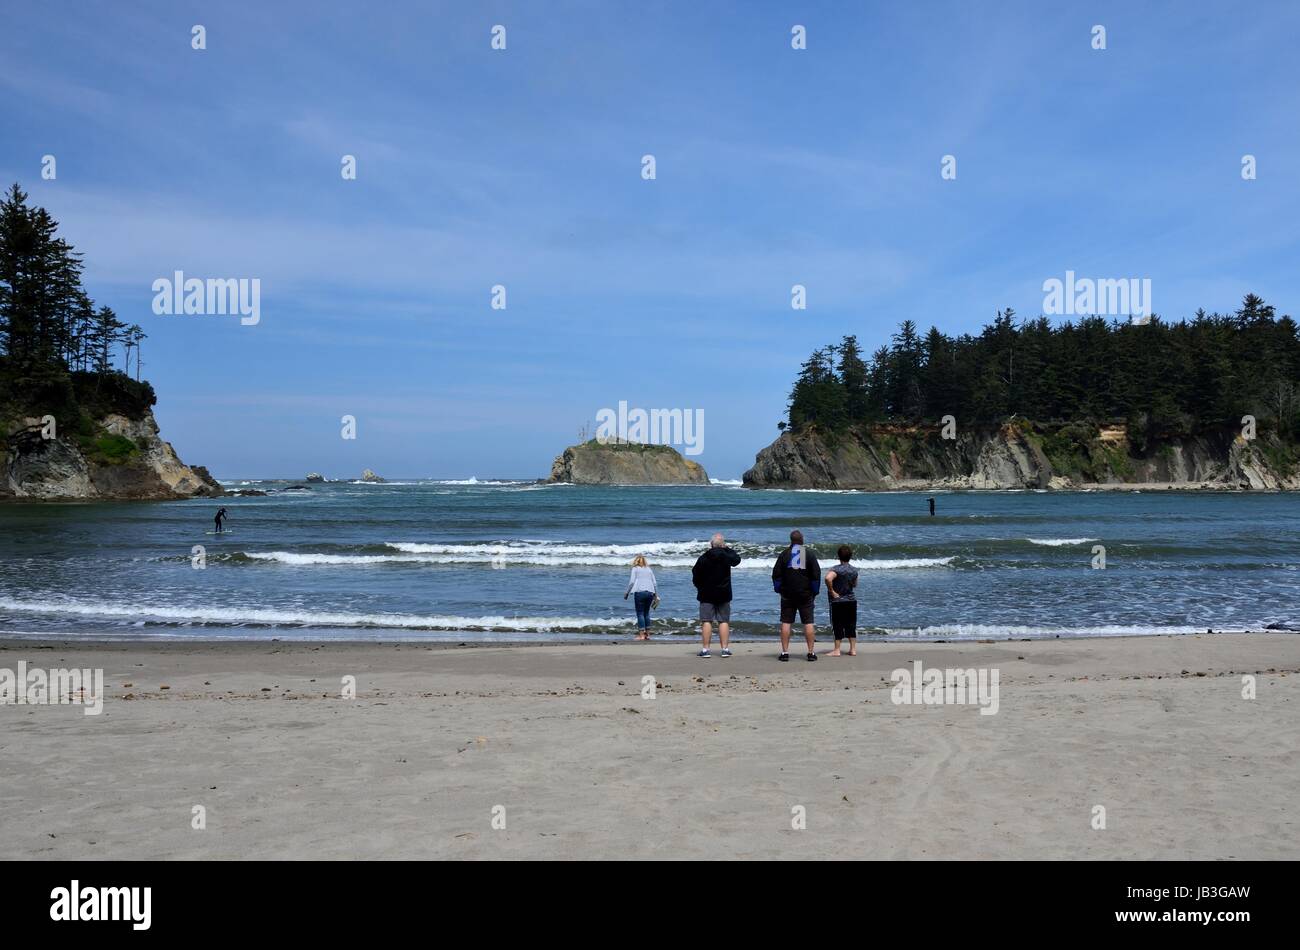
780,622,792,654
804,623,816,653
701,621,713,651
719,622,730,650
847,636,857,656
829,638,842,657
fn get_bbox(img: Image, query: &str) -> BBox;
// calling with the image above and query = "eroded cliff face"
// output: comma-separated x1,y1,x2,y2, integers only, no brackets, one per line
742,422,1300,491
548,440,709,485
1,411,224,501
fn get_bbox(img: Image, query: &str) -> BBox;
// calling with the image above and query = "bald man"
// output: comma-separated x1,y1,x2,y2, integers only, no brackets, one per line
691,533,742,657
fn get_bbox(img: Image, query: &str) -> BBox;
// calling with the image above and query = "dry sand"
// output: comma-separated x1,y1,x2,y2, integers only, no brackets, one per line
1,634,1297,860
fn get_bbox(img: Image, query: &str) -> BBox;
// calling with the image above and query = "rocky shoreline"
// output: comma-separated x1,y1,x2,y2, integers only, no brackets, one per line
1,410,223,501
743,420,1300,491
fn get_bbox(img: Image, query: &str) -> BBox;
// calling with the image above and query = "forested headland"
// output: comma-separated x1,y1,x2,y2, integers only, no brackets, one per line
745,299,1300,490
1,183,217,499
785,301,1299,448
0,183,157,460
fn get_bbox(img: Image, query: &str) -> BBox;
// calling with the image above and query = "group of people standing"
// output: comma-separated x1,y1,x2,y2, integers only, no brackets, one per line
624,530,859,661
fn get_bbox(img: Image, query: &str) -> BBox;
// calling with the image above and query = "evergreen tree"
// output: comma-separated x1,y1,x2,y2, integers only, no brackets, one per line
836,335,870,421
787,346,847,430
887,319,925,420
0,182,148,411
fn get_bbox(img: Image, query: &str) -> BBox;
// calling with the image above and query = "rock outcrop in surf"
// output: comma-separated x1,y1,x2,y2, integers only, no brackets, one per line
742,420,1300,491
548,440,709,485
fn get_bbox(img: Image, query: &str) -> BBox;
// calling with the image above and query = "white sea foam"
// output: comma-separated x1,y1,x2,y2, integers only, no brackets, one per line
0,597,631,632
882,623,1210,640
857,557,955,569
248,540,717,568
386,540,724,566
247,552,412,565
234,544,957,571
0,597,1242,640
1026,537,1099,546
432,477,524,486
386,540,706,557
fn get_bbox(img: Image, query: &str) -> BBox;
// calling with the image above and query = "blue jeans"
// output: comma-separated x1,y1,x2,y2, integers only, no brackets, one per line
633,591,654,630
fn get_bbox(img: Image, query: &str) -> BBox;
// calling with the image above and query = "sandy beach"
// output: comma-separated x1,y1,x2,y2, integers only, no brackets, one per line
2,633,1297,860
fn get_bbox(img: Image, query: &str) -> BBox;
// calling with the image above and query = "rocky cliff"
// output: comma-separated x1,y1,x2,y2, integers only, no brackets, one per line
548,440,709,485
2,410,223,501
743,421,1300,491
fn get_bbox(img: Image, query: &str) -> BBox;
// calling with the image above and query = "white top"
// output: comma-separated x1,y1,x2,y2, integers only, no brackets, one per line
626,565,657,595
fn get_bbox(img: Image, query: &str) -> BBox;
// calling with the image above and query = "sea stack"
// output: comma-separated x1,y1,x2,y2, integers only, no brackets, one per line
547,440,708,485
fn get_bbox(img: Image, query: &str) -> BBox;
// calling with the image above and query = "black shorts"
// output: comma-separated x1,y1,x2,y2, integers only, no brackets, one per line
830,599,857,639
780,598,815,624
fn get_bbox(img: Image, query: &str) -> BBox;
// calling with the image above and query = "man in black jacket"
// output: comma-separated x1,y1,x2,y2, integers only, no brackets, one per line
691,533,742,657
771,529,819,661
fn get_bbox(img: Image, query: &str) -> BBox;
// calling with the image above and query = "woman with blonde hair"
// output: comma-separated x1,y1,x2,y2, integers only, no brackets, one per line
624,554,658,640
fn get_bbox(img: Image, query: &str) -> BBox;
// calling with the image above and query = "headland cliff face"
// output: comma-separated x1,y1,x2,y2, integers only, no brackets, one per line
742,421,1299,491
2,409,222,501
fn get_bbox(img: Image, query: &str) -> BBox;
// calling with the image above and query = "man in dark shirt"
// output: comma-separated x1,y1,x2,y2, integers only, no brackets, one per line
692,533,741,657
771,529,820,661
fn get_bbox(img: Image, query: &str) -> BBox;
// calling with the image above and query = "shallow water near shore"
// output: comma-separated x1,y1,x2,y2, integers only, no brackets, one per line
1,480,1297,641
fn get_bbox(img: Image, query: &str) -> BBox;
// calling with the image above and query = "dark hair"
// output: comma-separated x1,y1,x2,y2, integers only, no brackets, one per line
838,545,852,562
790,529,804,545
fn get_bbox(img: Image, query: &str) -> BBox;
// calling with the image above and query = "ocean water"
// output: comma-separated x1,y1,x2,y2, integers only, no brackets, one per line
1,480,1297,642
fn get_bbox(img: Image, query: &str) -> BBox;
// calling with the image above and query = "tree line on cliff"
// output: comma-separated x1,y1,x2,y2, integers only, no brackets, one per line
785,301,1300,442
0,183,154,421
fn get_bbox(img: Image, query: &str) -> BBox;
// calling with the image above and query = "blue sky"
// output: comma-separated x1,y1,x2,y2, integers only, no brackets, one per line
3,0,1298,478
